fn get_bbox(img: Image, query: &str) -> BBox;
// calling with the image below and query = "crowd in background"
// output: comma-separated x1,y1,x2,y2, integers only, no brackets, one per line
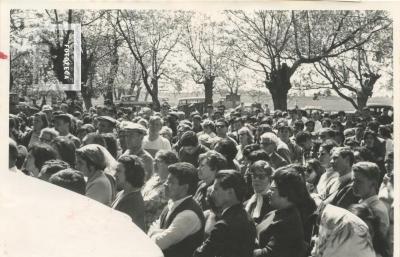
8,101,394,257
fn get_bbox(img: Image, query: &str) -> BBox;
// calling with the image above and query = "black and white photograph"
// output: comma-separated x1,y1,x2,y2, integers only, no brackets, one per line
1,2,397,257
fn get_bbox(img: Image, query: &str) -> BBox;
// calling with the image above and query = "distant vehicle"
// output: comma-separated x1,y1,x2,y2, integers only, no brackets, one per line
177,97,205,116
302,106,324,116
115,95,152,109
366,104,393,117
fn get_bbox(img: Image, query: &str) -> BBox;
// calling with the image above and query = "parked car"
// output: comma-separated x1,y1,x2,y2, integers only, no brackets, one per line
366,104,393,117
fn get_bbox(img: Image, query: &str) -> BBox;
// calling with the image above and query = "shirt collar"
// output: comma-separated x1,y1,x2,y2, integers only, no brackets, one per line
168,195,192,212
338,172,352,184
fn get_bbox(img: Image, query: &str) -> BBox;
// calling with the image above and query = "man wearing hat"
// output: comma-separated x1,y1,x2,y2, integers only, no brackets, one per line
53,112,80,148
119,122,153,180
97,116,117,134
41,105,54,126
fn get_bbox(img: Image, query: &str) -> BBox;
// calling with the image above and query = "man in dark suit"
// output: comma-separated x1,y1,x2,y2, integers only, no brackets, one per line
193,170,256,257
148,162,205,257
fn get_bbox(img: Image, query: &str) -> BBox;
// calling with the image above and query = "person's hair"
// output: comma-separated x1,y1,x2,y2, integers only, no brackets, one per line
40,127,59,140
260,132,279,147
198,150,227,171
16,145,28,169
38,159,70,181
332,146,355,166
354,146,376,162
352,161,381,191
293,120,304,131
155,150,179,165
331,120,344,132
180,131,199,147
117,155,145,188
258,124,272,134
34,112,49,129
305,120,315,127
9,138,18,165
168,162,199,195
295,131,312,145
76,144,107,171
49,168,86,195
77,123,95,134
215,169,247,202
202,119,215,130
51,137,76,167
82,132,107,147
367,120,380,134
160,126,173,139
378,125,391,139
249,160,274,177
247,149,269,164
319,128,336,138
321,118,332,127
214,138,238,162
272,166,316,219
29,143,58,171
238,127,254,144
215,118,229,127
149,115,163,126
101,133,118,159
306,159,324,186
363,129,377,141
320,139,338,154
242,144,261,160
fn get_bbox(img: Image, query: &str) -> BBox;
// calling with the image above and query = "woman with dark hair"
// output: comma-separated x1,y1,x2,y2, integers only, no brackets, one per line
254,167,312,257
21,112,49,148
113,154,146,231
51,136,76,168
82,132,107,147
23,142,58,177
305,159,324,194
214,138,240,171
76,144,113,206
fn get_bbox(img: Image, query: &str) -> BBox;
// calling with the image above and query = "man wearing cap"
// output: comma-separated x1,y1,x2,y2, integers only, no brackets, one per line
119,122,153,180
191,113,203,134
41,105,54,127
143,116,171,158
96,116,116,134
53,113,81,148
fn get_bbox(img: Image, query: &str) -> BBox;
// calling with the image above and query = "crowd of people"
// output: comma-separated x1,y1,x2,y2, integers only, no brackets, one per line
8,101,394,257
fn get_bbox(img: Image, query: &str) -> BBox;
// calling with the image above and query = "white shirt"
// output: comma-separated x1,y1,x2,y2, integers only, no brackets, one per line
148,196,202,250
9,166,23,174
142,135,171,157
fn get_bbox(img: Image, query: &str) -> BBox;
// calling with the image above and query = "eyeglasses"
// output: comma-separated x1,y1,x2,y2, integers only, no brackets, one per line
251,173,269,180
261,141,274,146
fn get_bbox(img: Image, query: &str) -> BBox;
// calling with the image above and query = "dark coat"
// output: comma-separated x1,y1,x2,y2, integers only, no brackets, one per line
244,194,273,225
254,205,307,257
112,191,145,231
193,203,256,257
269,152,289,170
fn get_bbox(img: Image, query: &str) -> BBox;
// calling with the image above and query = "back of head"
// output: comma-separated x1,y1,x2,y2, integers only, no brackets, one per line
30,143,58,171
214,138,238,161
155,150,179,165
51,136,76,167
180,131,199,147
49,168,86,195
352,161,381,191
82,132,107,147
168,162,199,195
215,169,247,202
76,144,107,171
38,159,70,181
117,155,145,188
198,150,227,171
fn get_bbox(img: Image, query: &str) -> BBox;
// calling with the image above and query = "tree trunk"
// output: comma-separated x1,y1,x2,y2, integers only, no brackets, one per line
203,76,215,107
355,73,380,110
264,65,291,111
151,78,161,111
105,39,120,105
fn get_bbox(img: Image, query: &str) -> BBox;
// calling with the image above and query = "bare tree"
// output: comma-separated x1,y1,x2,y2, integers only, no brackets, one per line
226,10,391,110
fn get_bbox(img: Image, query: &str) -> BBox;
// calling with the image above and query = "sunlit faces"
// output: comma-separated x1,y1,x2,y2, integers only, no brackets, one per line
352,171,375,199
198,158,216,185
260,139,275,154
251,168,271,194
318,147,330,168
215,123,228,137
330,150,348,174
164,174,188,201
118,130,144,150
149,119,163,134
277,127,291,142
